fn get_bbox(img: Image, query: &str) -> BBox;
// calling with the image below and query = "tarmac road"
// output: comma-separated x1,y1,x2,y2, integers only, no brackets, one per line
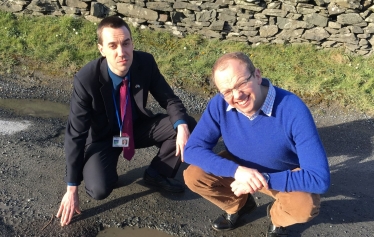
0,74,374,237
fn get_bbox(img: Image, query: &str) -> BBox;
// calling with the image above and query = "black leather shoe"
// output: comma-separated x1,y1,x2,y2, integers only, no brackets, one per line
143,171,185,193
266,201,288,237
212,195,257,231
267,223,288,237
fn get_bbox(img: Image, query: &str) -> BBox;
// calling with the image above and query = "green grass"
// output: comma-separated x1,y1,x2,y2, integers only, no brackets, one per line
1,10,373,115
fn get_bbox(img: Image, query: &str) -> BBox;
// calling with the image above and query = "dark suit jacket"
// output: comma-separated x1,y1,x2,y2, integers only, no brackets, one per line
64,51,189,183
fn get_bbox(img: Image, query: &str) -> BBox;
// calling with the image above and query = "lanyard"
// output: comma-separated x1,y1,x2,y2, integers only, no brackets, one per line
112,80,130,137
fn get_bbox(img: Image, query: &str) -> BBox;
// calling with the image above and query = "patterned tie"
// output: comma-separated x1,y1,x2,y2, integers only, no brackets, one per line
120,77,135,160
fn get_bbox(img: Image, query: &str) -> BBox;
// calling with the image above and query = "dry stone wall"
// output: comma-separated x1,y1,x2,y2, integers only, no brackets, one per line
2,0,374,54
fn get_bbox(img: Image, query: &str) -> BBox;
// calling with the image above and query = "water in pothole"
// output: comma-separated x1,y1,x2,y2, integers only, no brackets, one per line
0,98,69,119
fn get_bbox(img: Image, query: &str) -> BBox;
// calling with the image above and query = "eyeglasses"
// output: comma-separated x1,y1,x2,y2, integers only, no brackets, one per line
220,72,255,99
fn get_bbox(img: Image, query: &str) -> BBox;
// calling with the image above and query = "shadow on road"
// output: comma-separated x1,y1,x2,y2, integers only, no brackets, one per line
293,118,374,235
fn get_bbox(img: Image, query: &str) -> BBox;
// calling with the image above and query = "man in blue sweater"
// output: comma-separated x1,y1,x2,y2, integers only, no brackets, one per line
183,52,330,237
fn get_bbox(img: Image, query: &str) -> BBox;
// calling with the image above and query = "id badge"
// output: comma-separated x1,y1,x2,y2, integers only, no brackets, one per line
113,136,129,147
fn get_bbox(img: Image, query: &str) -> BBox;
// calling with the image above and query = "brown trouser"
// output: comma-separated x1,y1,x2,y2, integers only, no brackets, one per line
183,151,321,227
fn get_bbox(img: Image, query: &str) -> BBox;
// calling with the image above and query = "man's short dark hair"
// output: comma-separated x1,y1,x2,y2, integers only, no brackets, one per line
97,16,132,45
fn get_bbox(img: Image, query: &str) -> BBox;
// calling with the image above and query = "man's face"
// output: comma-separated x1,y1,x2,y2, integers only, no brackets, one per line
98,26,134,77
214,59,263,117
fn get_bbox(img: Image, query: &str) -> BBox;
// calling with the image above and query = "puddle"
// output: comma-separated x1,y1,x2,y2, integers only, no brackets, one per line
0,99,69,119
0,98,203,122
96,227,173,237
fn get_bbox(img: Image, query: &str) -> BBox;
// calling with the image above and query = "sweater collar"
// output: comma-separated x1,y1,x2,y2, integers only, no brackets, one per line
226,78,275,120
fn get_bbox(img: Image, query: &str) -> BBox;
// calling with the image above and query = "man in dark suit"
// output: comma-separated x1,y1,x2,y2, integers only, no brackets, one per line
56,16,196,226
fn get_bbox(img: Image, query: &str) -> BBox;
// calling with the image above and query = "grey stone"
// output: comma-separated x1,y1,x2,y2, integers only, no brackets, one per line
199,29,223,38
325,27,340,34
247,35,266,43
237,19,266,27
352,21,368,27
196,10,216,22
314,0,327,6
276,29,304,40
267,2,281,9
348,25,364,33
259,25,278,37
328,21,342,29
357,33,370,38
62,6,80,14
146,2,173,11
65,0,88,9
286,13,302,20
236,4,265,11
327,2,346,15
273,38,286,44
364,23,374,33
173,1,188,9
277,17,313,29
337,13,364,25
91,2,110,18
254,13,269,20
345,43,360,51
330,0,361,9
304,13,328,27
360,9,371,19
0,1,25,12
117,3,158,21
297,3,314,8
356,50,370,55
195,21,211,27
296,7,316,14
240,30,258,37
209,20,225,31
368,35,374,46
359,38,368,46
321,40,337,47
365,13,374,23
97,0,116,6
329,32,358,44
262,9,287,17
134,0,145,7
282,3,297,13
215,0,231,7
340,26,350,34
200,2,219,10
218,8,237,16
27,0,60,13
303,27,330,41
227,35,248,42
218,13,237,23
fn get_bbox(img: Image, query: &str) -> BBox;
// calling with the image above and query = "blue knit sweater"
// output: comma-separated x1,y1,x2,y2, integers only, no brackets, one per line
184,86,330,194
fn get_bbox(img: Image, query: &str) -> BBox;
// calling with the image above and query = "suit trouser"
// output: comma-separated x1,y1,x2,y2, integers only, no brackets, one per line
183,151,320,227
83,113,196,200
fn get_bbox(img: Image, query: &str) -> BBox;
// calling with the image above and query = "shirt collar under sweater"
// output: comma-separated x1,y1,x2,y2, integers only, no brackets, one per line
226,78,275,120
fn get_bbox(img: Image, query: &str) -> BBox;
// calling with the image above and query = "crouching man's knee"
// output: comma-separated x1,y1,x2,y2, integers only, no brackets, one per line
86,186,113,200
183,165,202,192
284,192,321,224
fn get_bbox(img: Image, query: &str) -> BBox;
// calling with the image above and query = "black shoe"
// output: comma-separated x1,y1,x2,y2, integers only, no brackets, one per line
267,223,288,237
212,195,257,231
266,201,288,237
143,171,185,193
